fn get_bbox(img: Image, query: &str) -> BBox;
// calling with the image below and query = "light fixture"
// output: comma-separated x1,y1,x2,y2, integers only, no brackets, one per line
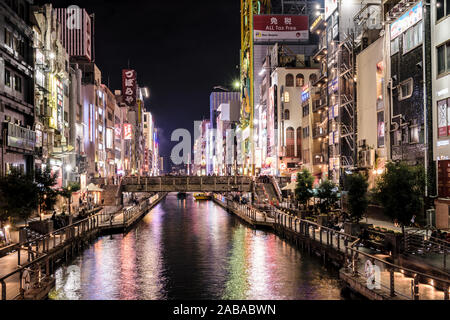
66,164,72,172
49,52,55,60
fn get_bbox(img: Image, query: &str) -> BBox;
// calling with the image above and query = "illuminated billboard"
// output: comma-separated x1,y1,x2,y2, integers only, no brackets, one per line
253,15,309,42
325,0,338,21
123,123,132,140
122,69,137,106
390,1,422,39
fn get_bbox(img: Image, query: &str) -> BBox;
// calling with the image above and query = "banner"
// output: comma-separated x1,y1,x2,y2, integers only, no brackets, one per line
122,69,137,106
390,1,422,39
253,15,309,42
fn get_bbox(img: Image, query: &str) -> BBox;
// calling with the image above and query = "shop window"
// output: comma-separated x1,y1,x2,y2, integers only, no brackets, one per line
285,74,294,87
295,74,304,87
398,78,413,100
437,41,450,76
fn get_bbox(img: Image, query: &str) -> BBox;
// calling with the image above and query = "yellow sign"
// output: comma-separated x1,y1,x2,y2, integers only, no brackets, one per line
310,15,323,32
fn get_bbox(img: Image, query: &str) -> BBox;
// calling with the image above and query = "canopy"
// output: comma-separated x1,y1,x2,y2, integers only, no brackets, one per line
86,183,104,192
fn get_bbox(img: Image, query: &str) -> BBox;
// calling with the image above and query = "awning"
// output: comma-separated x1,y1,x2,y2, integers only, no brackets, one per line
85,183,104,192
282,181,297,191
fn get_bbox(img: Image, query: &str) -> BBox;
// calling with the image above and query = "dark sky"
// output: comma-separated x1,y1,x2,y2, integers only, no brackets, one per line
38,0,241,171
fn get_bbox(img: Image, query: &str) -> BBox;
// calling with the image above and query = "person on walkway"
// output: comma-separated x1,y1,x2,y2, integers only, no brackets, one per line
410,215,416,227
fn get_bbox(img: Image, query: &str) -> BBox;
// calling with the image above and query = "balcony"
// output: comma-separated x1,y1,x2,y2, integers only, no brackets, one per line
312,126,327,139
312,95,328,111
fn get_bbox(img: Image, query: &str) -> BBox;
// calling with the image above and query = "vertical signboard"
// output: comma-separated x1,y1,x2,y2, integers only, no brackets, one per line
123,123,132,140
122,69,137,106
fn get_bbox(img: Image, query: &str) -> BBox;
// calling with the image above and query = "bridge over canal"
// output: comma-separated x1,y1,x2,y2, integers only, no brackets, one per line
120,176,253,193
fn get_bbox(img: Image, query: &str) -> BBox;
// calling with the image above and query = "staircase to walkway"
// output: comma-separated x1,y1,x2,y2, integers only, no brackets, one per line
102,185,120,206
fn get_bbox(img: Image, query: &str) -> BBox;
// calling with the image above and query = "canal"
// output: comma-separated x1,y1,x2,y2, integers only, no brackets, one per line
49,193,346,300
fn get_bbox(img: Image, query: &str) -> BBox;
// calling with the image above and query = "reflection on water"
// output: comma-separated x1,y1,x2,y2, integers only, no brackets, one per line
50,193,344,300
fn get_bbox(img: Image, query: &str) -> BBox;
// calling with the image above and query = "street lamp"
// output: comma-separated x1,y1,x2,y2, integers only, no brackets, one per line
233,80,240,90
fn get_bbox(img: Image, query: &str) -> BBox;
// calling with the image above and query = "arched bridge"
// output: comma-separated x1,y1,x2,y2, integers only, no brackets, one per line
121,176,254,192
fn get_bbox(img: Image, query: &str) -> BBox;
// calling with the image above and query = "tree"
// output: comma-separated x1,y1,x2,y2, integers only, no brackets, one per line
0,169,39,224
60,182,81,215
35,167,59,214
345,173,369,223
373,162,425,233
295,169,314,210
317,179,338,214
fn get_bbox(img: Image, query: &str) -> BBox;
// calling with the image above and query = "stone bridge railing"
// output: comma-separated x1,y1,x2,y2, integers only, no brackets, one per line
121,176,253,193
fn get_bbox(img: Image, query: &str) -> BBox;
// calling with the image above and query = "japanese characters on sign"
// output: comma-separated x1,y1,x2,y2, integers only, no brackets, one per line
390,1,422,39
122,69,137,106
123,123,132,140
253,15,309,42
325,0,338,21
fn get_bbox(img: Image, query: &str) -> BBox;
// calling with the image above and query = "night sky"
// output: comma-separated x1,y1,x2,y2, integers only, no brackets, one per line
37,0,241,171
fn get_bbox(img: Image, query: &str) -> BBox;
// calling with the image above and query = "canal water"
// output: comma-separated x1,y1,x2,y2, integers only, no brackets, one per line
49,193,345,300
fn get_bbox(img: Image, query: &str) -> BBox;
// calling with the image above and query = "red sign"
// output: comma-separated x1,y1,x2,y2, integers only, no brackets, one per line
123,123,132,140
253,15,309,42
122,69,137,106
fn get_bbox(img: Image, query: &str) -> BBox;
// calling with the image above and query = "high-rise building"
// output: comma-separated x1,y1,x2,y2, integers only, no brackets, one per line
0,0,36,176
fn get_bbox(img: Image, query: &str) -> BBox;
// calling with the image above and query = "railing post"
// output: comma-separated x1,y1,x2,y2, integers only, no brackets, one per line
351,250,356,275
413,275,420,300
444,285,449,300
18,247,21,266
320,228,322,244
1,279,6,300
390,269,395,297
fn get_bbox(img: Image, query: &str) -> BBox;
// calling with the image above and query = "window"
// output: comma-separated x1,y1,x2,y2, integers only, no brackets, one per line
285,74,294,87
284,109,290,120
4,69,11,87
295,74,304,87
286,127,295,157
284,91,290,103
296,127,302,158
4,29,12,48
410,126,420,144
438,98,450,137
391,37,399,55
398,78,413,100
403,21,422,54
14,74,22,92
302,105,309,117
437,42,450,76
436,0,450,21
309,73,317,83
302,126,310,138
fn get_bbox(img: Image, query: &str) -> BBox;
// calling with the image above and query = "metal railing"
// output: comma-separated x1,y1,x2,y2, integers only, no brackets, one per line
0,212,101,300
346,244,450,300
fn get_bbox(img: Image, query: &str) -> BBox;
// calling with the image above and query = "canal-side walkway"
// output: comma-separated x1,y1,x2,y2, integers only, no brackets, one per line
0,192,167,300
273,209,449,300
215,195,449,300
